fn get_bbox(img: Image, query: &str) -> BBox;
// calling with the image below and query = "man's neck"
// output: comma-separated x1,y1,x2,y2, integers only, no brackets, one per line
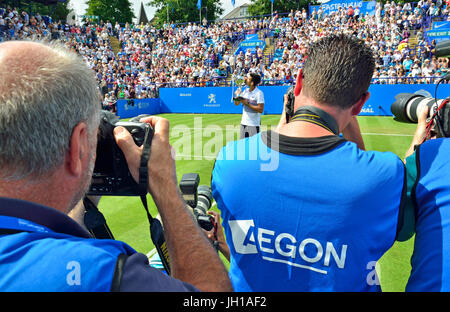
277,97,349,138
0,173,73,215
278,120,335,138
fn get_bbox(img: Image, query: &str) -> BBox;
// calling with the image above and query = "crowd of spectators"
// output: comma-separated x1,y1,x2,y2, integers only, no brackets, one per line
1,0,450,102
266,0,450,85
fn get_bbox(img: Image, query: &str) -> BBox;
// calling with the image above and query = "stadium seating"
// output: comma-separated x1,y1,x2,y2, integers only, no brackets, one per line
1,1,449,101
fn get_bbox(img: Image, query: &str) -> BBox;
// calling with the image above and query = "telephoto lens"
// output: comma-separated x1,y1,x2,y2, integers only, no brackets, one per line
391,93,446,123
193,186,214,231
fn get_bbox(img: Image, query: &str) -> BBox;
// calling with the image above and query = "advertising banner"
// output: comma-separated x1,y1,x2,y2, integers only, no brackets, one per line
309,0,377,17
117,84,450,118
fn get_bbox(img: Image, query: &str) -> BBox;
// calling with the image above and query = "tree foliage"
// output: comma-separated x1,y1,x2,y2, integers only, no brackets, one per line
85,0,135,24
2,0,71,22
148,0,223,26
247,0,318,17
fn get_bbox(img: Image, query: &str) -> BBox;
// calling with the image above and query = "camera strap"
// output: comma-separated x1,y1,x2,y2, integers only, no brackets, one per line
138,127,171,275
290,106,340,136
83,196,115,240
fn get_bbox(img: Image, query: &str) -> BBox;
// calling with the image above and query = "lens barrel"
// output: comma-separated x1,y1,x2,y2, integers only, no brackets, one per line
391,93,424,122
196,185,213,213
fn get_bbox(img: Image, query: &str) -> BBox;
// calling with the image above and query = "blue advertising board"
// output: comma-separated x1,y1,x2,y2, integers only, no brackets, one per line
362,84,450,116
116,98,161,118
159,86,244,114
309,0,376,17
234,34,265,55
426,29,450,43
433,21,450,30
117,84,450,118
425,19,450,43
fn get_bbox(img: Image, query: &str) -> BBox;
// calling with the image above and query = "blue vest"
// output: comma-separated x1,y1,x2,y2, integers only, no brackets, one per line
0,214,137,291
406,138,450,292
212,132,405,291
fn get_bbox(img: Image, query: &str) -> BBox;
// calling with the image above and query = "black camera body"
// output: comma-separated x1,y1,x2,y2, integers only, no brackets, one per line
179,173,215,231
88,111,154,196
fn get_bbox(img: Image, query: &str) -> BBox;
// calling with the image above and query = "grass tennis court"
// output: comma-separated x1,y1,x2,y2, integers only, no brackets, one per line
98,113,418,292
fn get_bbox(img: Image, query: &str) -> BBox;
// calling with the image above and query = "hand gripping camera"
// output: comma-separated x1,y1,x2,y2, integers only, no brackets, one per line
88,110,154,196
85,111,172,274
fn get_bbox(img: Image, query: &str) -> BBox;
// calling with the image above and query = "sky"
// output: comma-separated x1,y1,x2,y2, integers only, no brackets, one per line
69,0,250,21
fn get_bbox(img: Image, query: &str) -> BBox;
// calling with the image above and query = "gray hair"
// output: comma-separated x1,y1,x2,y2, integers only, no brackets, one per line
0,40,100,180
302,34,375,109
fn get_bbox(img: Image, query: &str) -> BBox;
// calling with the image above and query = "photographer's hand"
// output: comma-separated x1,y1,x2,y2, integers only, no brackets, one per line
405,105,430,159
205,211,230,262
113,117,232,292
342,116,366,151
276,93,289,131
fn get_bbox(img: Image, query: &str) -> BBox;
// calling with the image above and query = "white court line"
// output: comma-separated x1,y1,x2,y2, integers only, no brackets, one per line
170,127,413,137
361,132,413,137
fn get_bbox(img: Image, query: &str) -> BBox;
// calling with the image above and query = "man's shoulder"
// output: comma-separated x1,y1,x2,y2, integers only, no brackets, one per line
216,135,260,159
119,253,199,292
358,149,405,179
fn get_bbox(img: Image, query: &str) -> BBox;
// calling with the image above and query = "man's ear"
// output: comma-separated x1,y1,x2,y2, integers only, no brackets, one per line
294,68,303,96
352,92,371,116
66,122,89,178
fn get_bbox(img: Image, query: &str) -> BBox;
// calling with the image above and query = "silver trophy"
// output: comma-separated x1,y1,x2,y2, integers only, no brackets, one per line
231,75,246,102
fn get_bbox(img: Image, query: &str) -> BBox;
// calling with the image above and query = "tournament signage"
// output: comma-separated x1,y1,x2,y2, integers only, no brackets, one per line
433,21,450,30
234,34,266,55
79,15,99,20
309,0,377,17
118,84,450,118
240,41,264,47
426,29,450,42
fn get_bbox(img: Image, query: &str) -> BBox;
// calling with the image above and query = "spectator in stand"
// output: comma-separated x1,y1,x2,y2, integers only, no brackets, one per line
403,55,414,72
2,4,449,97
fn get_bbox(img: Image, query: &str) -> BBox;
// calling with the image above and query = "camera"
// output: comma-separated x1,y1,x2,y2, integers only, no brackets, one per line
391,92,450,138
285,85,296,123
179,173,215,231
88,110,154,196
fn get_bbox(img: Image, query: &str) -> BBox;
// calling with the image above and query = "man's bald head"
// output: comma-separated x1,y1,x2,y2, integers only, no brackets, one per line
0,40,100,180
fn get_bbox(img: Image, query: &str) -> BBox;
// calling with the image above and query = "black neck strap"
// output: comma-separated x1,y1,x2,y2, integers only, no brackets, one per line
138,125,171,275
290,106,340,136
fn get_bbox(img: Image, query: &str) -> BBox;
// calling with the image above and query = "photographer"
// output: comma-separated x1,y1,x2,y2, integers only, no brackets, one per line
211,34,406,291
0,40,232,292
400,105,450,291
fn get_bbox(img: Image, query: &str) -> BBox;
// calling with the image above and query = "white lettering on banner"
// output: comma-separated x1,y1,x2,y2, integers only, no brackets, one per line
228,220,348,275
361,105,375,114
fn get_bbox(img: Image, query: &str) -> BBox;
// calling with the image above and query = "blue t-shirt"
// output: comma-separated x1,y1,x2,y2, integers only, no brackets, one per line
212,131,405,291
405,138,450,292
0,197,197,292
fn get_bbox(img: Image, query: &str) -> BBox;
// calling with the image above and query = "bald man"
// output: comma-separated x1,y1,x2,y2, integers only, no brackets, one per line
0,41,232,292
